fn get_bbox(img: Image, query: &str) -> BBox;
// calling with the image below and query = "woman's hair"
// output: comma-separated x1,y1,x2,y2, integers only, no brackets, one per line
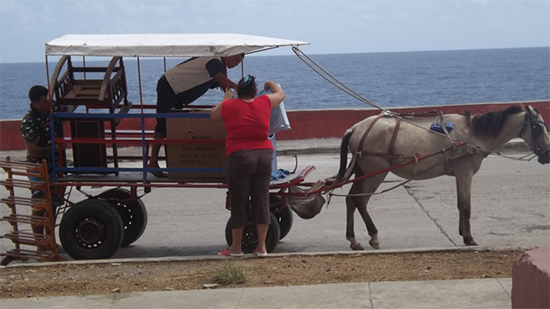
237,74,257,98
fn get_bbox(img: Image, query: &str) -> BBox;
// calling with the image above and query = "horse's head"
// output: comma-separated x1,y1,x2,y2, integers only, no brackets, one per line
520,106,550,164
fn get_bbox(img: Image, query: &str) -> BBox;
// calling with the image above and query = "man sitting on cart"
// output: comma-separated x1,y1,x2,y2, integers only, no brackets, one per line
148,54,244,177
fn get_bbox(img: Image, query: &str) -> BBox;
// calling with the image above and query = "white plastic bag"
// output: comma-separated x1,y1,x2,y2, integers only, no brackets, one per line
258,88,291,135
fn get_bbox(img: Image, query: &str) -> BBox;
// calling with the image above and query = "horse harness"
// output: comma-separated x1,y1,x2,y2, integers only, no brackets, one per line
354,114,490,168
356,114,405,162
520,108,548,150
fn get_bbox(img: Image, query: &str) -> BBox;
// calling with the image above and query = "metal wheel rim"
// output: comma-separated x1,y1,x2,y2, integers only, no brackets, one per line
75,217,106,248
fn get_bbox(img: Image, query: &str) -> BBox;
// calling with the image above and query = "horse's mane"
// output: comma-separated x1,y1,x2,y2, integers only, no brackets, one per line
471,104,525,139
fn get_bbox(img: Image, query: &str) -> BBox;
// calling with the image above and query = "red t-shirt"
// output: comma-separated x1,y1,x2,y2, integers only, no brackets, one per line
221,95,273,156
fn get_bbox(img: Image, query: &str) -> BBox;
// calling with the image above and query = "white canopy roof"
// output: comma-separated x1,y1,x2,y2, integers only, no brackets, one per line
45,33,309,57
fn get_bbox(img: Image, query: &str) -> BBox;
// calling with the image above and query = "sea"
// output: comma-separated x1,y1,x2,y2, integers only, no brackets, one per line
0,47,548,120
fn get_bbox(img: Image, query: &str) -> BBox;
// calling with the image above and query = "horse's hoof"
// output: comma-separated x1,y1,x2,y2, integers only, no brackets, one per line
369,240,380,249
350,243,364,250
464,238,478,246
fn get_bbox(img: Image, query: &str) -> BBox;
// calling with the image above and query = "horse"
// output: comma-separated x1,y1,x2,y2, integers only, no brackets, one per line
335,104,550,250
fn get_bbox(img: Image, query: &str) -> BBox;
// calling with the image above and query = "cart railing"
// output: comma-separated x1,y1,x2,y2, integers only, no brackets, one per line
50,111,229,184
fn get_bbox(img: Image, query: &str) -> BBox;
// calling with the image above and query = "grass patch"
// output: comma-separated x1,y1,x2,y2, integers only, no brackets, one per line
211,260,248,285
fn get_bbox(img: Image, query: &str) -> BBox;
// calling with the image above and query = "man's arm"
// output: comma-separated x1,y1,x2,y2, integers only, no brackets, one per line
24,140,66,160
264,81,285,109
24,140,52,159
214,73,238,90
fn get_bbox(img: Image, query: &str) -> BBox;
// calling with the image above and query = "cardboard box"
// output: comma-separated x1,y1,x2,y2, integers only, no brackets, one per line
166,111,227,179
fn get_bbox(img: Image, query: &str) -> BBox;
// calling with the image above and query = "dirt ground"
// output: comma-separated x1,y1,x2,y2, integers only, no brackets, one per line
0,248,524,299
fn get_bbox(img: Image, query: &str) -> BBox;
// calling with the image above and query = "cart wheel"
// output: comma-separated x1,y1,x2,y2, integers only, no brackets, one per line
60,199,124,260
98,188,148,247
270,195,293,240
225,213,281,253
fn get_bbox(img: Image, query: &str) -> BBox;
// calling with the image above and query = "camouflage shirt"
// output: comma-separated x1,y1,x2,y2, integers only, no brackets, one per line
20,106,55,163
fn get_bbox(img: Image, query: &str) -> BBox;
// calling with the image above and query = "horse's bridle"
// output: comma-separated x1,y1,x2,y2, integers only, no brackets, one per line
519,106,550,163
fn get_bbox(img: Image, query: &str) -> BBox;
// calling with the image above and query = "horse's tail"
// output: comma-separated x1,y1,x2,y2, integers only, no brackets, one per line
336,128,354,183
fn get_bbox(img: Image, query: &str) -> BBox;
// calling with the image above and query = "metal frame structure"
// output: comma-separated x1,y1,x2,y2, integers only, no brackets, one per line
33,34,314,260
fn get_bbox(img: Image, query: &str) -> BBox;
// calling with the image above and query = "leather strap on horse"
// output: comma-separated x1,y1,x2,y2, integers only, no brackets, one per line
438,111,455,145
388,117,401,155
356,115,403,160
357,114,383,156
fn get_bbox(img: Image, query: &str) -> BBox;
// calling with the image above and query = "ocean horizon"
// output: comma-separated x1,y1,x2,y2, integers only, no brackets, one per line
1,47,548,120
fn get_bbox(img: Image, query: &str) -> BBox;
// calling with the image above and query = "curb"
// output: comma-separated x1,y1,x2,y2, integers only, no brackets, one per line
0,245,535,270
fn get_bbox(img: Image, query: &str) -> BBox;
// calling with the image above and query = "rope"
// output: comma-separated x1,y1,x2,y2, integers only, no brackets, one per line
327,155,445,200
328,178,413,199
291,47,461,143
491,152,537,162
292,47,382,110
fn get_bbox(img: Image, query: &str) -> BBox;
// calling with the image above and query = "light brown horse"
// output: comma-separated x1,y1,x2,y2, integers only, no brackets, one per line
336,105,550,250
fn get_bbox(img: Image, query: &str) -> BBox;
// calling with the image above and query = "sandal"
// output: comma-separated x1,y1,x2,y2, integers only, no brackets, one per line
218,248,243,257
254,249,267,258
147,163,168,178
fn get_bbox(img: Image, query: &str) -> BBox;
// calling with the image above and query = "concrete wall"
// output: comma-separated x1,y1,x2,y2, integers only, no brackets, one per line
2,100,548,151
277,101,550,140
512,248,550,309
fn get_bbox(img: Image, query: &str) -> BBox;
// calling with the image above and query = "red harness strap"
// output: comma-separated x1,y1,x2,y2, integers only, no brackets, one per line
356,116,403,160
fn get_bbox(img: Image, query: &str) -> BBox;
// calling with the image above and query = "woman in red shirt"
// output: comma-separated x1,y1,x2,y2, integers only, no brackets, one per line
211,75,285,257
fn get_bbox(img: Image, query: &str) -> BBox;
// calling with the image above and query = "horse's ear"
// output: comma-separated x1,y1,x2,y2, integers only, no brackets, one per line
527,105,536,115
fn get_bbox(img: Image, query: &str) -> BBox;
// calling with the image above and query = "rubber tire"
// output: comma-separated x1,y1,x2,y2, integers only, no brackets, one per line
225,213,281,253
59,199,124,260
98,188,148,247
270,195,293,240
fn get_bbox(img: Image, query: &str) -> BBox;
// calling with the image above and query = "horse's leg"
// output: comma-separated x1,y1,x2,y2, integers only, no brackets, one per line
455,172,477,246
346,171,388,250
357,172,388,249
345,181,363,250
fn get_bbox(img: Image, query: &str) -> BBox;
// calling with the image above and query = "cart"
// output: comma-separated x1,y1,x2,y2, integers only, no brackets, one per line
1,34,315,263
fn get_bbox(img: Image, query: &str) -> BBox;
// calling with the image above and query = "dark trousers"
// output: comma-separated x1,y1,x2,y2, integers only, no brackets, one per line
154,75,180,134
226,149,273,229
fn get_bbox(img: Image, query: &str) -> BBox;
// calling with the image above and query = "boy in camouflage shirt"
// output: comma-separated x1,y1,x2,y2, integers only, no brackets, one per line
20,86,65,250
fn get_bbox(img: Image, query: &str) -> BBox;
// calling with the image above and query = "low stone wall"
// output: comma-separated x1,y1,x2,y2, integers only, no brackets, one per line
512,247,550,309
2,100,548,151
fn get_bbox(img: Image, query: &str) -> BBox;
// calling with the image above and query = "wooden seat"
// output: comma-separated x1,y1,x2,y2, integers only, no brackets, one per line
50,56,132,173
63,81,102,99
50,56,129,112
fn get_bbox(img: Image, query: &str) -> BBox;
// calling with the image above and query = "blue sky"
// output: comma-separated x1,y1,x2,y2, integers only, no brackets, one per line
0,0,548,63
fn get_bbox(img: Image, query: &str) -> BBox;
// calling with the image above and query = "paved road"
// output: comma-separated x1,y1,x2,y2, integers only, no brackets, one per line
2,148,547,261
